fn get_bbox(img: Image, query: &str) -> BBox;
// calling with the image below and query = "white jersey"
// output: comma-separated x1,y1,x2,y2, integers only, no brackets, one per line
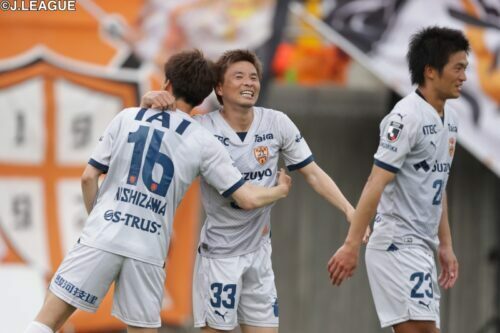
368,91,459,251
196,107,313,258
80,108,244,267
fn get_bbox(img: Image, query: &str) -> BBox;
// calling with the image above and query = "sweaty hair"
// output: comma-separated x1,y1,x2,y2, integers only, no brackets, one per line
164,49,216,107
214,49,263,105
407,26,470,86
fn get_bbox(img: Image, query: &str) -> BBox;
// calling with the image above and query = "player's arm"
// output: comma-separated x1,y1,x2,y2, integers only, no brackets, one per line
297,162,370,241
327,164,395,286
437,192,458,289
231,168,291,210
298,161,354,219
81,164,104,214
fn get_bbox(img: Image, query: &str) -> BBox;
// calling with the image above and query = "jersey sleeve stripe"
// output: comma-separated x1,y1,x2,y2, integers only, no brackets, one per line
287,155,314,171
88,158,109,173
374,159,399,173
222,178,246,198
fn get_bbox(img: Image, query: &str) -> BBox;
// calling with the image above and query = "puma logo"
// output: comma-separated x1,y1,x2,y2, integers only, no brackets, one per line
395,113,407,121
214,310,228,321
419,300,431,310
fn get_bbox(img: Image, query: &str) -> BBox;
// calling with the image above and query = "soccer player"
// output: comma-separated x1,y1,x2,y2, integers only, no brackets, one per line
142,49,366,333
24,49,292,333
327,27,469,333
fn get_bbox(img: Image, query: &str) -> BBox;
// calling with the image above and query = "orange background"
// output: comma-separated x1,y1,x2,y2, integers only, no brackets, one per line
0,1,199,331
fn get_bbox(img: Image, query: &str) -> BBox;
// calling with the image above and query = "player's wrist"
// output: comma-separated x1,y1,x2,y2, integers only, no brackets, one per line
438,242,453,251
343,237,362,250
277,183,289,198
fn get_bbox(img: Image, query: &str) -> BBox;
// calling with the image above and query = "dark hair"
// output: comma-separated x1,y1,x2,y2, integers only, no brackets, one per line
164,49,216,107
214,49,263,105
407,26,470,85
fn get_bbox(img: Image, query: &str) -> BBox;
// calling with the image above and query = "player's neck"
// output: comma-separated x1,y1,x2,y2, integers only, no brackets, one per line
175,100,193,115
417,86,445,116
220,105,254,132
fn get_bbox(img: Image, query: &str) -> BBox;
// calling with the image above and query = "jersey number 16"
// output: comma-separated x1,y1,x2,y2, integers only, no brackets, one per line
127,125,174,197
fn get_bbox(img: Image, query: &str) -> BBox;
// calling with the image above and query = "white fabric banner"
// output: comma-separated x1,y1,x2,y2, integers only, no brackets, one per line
319,0,500,176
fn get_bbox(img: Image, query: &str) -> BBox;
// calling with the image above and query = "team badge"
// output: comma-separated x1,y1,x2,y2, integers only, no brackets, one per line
449,137,456,157
254,146,269,165
387,121,404,142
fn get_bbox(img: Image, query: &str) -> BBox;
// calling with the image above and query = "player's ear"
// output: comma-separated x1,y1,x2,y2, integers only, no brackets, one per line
164,80,175,94
163,80,170,91
215,82,223,97
424,65,437,81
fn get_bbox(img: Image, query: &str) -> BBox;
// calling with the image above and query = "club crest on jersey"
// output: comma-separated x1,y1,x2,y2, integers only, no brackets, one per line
387,121,404,142
254,146,269,165
449,137,456,157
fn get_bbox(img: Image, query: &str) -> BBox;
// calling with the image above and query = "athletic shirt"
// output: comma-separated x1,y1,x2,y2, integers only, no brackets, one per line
368,91,459,252
196,107,313,258
79,108,244,267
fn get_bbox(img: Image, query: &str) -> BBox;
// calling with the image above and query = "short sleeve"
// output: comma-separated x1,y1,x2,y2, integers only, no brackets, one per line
88,111,124,173
200,133,245,197
374,111,419,172
276,112,314,171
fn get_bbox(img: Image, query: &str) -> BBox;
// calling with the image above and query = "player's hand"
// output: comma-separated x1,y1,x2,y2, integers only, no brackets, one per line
140,91,176,111
327,242,359,286
276,168,292,197
438,245,458,289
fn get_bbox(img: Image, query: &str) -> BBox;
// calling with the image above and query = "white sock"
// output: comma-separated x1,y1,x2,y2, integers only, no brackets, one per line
24,321,54,333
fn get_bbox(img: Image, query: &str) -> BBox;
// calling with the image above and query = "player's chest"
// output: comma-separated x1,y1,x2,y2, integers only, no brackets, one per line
216,131,280,168
411,119,458,168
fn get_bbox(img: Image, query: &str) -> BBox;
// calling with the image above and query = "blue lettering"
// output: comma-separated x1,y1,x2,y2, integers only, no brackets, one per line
242,168,273,181
422,125,438,135
140,219,151,231
114,187,167,216
112,211,121,223
214,135,229,146
131,216,141,229
254,133,274,142
123,213,133,226
145,112,170,129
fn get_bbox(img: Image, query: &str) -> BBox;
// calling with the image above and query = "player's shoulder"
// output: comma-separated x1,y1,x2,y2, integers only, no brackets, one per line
193,110,219,128
255,107,290,127
386,93,423,126
257,106,284,118
116,107,141,119
444,102,460,122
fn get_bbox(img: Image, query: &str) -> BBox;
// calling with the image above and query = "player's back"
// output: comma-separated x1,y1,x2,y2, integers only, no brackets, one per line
80,107,214,267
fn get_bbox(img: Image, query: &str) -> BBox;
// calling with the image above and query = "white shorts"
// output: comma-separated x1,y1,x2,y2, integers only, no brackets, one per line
365,247,441,329
49,243,166,328
193,241,279,330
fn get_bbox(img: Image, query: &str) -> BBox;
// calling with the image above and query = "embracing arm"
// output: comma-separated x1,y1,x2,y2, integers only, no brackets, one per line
81,164,104,214
231,168,291,210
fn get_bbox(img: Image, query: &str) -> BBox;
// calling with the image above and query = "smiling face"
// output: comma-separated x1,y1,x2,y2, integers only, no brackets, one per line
216,60,261,109
432,50,468,100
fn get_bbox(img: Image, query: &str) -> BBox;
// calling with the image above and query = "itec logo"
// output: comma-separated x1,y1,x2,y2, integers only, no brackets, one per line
387,121,403,142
